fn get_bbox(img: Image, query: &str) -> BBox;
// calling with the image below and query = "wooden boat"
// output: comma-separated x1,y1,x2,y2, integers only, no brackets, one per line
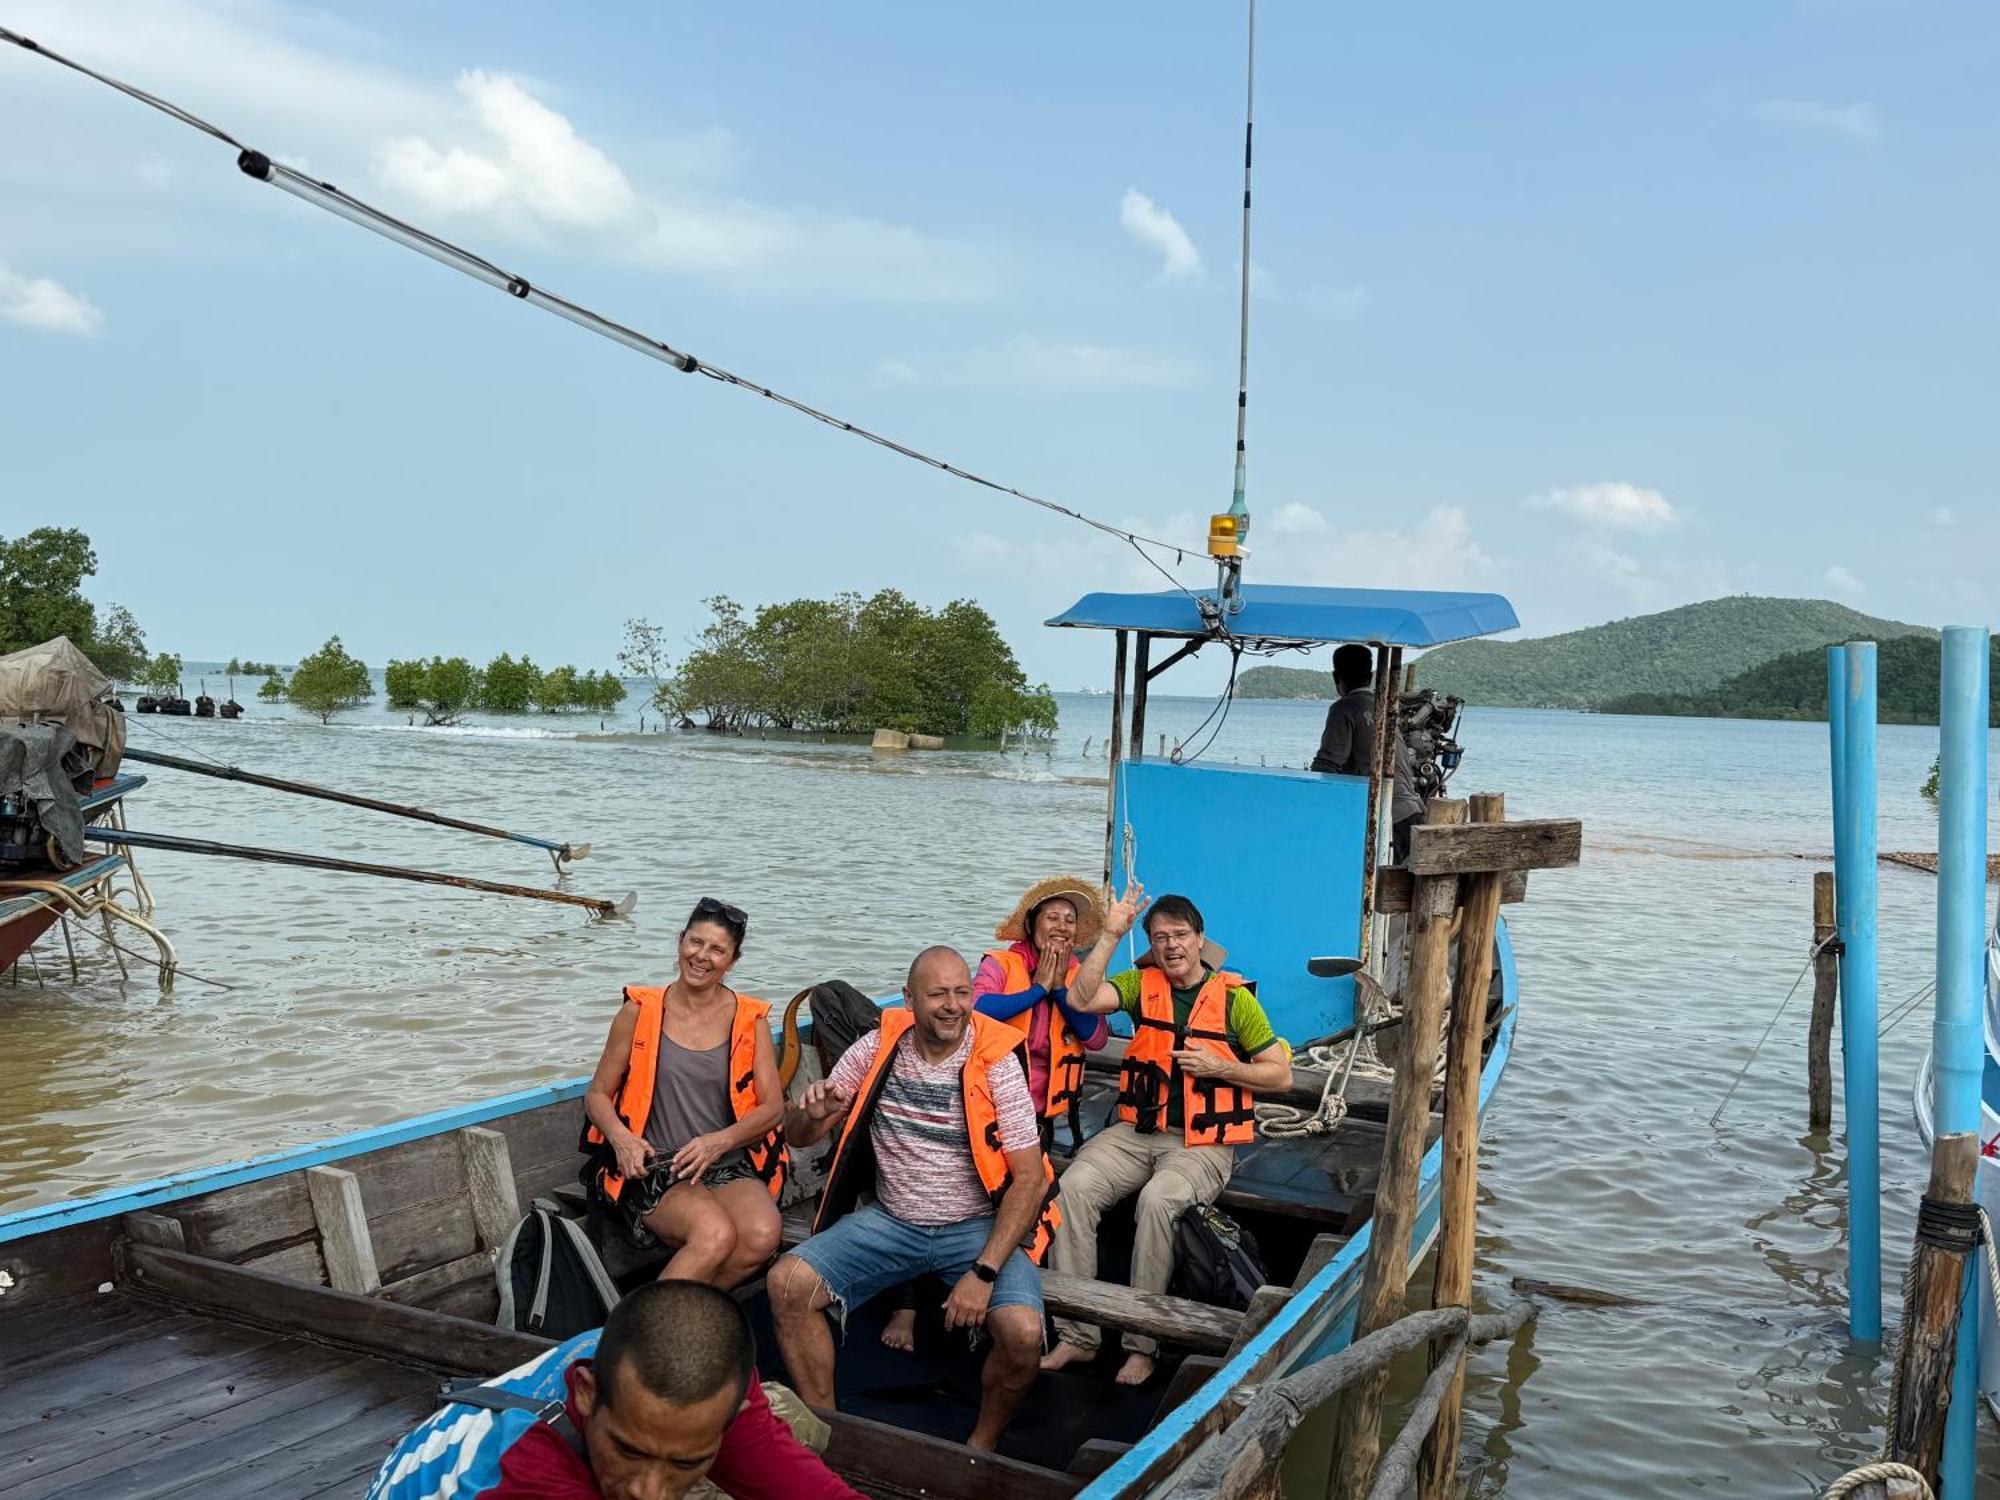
0,584,1535,1498
0,772,173,981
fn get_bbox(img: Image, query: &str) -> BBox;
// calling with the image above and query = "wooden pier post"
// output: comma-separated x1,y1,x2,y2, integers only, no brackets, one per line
1417,792,1505,1500
1808,870,1838,1131
1332,796,1466,1499
1885,1131,1978,1490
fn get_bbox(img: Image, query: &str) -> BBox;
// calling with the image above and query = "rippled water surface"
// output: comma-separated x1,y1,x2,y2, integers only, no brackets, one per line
4,684,1996,1494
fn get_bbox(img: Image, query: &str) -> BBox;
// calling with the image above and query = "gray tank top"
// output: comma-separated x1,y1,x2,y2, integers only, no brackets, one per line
642,1029,745,1169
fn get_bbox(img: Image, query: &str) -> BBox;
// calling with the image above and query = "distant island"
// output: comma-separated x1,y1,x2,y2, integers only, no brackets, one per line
1604,633,1999,726
1235,664,1332,700
1231,596,1940,720
1404,597,1931,711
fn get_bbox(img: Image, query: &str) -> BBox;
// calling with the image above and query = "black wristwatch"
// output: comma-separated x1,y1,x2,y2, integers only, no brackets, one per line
970,1260,999,1284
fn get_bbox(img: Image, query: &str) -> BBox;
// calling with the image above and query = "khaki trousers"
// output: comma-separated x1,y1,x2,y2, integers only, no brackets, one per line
1048,1122,1234,1357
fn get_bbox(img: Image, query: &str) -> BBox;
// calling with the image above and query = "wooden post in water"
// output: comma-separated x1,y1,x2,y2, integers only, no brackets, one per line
1356,643,1399,968
1886,1132,1979,1491
1808,870,1838,1130
1332,796,1466,1499
1417,791,1505,1500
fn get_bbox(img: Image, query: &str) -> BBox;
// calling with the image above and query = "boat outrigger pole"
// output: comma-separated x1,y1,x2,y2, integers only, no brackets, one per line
85,827,636,917
120,747,588,869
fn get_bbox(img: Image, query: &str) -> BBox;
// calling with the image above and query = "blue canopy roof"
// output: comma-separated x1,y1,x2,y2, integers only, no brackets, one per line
1046,585,1518,648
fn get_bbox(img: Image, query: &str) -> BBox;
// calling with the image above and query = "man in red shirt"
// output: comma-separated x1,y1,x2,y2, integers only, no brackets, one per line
368,1280,859,1500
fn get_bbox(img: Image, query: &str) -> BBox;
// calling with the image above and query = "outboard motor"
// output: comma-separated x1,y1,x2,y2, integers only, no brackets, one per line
1398,687,1465,801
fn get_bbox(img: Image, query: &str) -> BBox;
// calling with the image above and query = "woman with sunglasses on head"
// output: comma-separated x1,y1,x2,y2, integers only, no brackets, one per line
582,898,789,1289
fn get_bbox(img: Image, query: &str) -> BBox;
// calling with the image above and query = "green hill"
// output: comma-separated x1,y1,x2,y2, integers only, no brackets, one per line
1235,664,1332,700
1603,633,1998,725
1410,597,1932,710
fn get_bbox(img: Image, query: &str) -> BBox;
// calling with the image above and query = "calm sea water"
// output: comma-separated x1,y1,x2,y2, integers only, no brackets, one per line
4,679,1996,1495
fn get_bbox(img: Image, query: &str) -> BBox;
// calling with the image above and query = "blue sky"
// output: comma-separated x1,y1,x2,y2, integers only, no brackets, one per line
2,0,1994,691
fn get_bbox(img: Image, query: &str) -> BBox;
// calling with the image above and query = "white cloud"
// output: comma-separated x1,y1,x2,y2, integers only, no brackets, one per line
872,336,1202,394
1307,283,1372,321
1253,501,1500,591
1756,99,1882,146
0,261,103,334
380,72,638,231
1825,564,1867,600
1932,506,1955,526
1,3,993,302
1120,189,1202,282
1525,482,1678,533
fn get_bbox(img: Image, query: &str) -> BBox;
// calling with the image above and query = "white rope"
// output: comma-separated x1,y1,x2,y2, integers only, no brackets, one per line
1822,1461,1933,1499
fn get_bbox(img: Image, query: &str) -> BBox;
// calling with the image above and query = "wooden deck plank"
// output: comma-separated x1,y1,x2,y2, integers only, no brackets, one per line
0,1342,362,1497
0,1306,205,1385
78,1364,430,1499
0,1320,291,1449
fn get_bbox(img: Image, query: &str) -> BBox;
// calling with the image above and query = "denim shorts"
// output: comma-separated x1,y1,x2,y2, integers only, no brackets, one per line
788,1203,1042,1332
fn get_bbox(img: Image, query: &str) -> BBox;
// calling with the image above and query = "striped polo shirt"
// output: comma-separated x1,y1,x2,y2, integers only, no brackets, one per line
825,1023,1041,1225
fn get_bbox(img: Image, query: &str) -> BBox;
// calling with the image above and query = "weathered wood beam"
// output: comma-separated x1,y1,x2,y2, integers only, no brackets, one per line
379,1249,496,1309
1406,817,1581,876
1041,1271,1241,1354
1333,797,1467,1498
118,1241,550,1373
121,1211,186,1251
1373,865,1527,914
1226,1284,1294,1356
1177,1302,1534,1500
305,1165,380,1295
814,1405,1082,1500
1885,1131,1979,1490
1419,790,1506,1500
458,1126,521,1250
1808,871,1838,1130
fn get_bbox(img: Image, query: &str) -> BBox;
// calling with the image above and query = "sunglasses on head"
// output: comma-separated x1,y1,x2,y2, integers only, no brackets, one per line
691,896,747,929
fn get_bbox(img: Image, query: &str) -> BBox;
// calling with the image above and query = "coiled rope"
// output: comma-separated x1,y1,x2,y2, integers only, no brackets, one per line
1822,1462,1932,1499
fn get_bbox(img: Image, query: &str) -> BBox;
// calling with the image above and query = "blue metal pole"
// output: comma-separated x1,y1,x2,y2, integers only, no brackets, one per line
1829,643,1848,902
1838,641,1881,1342
1936,625,1990,1500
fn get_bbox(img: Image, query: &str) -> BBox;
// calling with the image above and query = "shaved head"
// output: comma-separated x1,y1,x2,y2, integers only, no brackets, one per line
906,944,968,990
903,945,973,1054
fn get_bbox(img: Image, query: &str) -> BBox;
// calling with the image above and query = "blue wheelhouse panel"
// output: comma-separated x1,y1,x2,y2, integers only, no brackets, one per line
1112,759,1367,1043
1046,585,1518,648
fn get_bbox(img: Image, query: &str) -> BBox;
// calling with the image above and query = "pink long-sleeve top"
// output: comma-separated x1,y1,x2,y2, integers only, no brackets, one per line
972,938,1110,1106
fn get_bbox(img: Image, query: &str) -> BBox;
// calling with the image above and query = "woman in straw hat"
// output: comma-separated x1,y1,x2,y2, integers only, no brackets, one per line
876,875,1111,1354
973,875,1112,1133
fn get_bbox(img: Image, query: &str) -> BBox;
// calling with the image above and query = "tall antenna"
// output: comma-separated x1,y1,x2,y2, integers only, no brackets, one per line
1210,0,1256,616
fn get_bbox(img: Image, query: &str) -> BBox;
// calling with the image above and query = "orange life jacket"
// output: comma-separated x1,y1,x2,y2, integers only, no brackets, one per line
586,986,789,1202
1116,968,1260,1146
813,1007,1061,1264
983,947,1086,1121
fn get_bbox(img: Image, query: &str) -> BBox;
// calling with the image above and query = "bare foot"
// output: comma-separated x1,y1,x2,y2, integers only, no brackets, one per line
879,1307,917,1353
1038,1340,1094,1373
1114,1352,1156,1386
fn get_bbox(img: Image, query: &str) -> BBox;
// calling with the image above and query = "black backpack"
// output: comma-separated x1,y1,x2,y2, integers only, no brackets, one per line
806,979,885,1075
495,1198,621,1339
1168,1203,1269,1311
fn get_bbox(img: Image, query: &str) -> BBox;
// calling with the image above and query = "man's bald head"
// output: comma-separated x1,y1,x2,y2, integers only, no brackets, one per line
903,945,973,1053
906,944,969,991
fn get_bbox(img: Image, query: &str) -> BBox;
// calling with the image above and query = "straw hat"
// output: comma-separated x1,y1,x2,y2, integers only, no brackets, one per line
994,875,1106,950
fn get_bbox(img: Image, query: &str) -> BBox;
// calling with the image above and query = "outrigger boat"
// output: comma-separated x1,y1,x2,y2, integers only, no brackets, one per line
0,584,1540,1499
0,636,175,984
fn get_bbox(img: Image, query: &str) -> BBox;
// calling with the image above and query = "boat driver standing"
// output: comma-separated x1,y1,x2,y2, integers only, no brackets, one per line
1040,887,1293,1386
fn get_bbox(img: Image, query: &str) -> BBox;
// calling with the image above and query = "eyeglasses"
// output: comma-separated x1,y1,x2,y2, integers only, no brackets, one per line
691,896,747,929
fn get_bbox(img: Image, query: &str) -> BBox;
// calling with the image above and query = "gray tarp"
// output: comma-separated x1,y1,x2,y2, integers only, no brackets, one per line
0,636,125,778
0,724,88,868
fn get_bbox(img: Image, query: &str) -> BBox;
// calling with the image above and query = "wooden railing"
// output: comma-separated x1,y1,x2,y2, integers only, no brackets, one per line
1174,1299,1537,1500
